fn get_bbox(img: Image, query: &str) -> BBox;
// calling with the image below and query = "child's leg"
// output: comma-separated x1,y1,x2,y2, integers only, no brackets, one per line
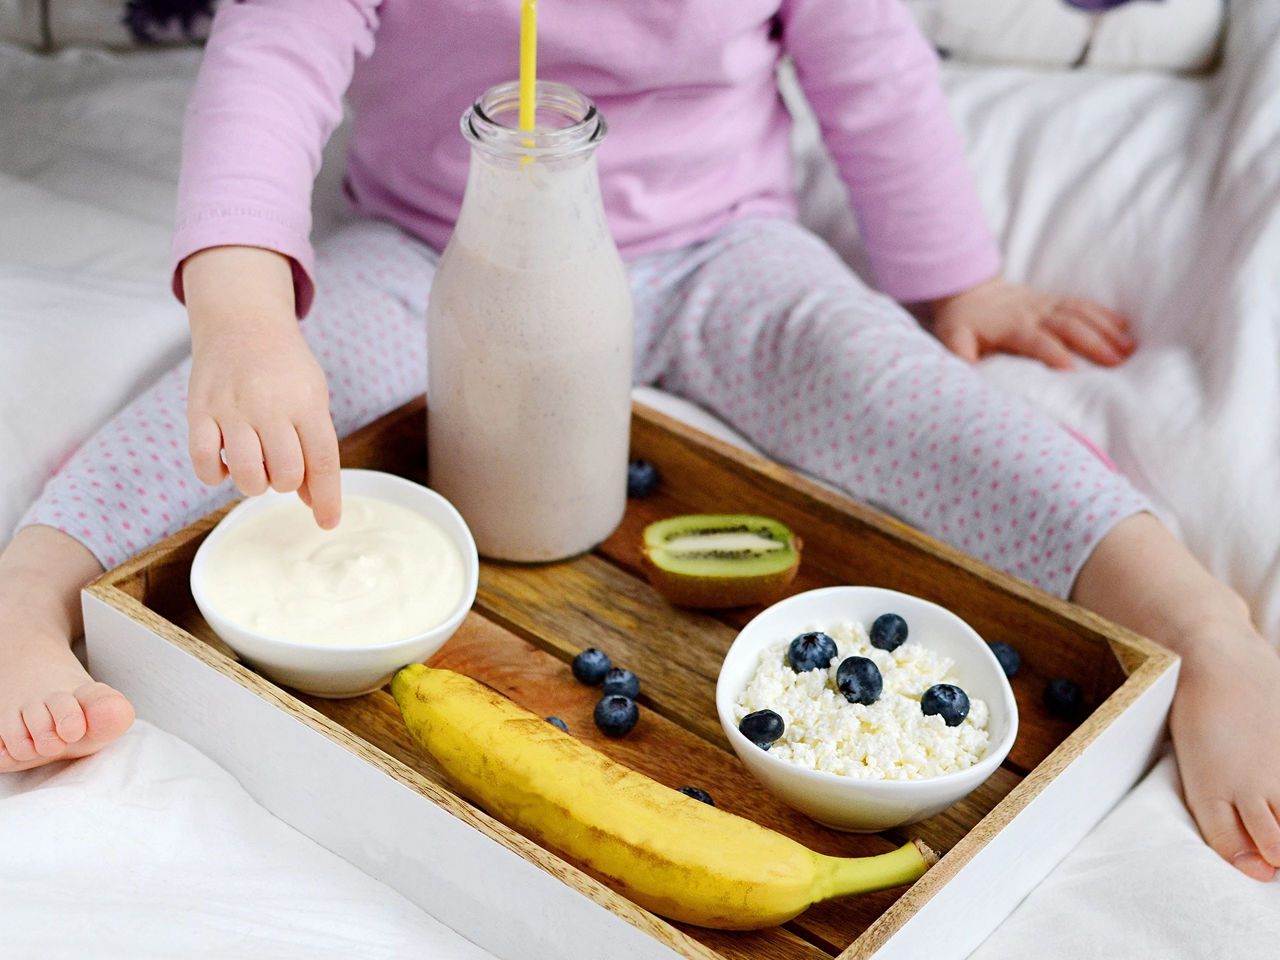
0,221,437,772
628,216,1280,879
629,217,1149,592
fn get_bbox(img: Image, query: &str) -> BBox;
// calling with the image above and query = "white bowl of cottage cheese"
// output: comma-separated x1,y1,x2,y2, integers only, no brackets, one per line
191,469,479,699
716,585,1018,832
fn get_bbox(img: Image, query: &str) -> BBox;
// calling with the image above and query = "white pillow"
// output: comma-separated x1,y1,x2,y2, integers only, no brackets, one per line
903,0,1225,74
0,0,39,46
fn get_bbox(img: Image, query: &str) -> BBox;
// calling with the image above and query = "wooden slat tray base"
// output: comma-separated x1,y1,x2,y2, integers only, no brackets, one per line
88,396,1177,960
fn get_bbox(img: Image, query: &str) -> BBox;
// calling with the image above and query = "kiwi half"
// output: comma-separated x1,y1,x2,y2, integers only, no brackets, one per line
640,514,801,609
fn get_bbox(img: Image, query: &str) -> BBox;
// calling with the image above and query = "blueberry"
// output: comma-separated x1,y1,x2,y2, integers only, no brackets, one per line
572,647,612,685
677,786,715,806
594,695,639,737
921,683,970,726
989,641,1021,678
545,716,569,733
1044,677,1082,719
869,613,908,652
787,631,837,672
836,656,883,705
601,667,640,699
738,708,785,750
627,459,661,498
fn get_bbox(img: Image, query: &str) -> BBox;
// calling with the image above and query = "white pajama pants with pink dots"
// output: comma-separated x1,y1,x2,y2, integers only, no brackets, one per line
20,216,1150,598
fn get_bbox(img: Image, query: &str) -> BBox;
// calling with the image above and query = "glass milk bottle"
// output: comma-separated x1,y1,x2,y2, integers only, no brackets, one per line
426,81,634,562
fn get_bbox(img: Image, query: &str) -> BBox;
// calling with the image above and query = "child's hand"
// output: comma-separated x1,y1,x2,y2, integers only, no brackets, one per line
929,276,1136,369
182,246,343,529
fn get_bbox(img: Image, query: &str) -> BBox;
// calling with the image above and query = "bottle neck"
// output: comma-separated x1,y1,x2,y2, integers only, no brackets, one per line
452,81,614,268
462,80,606,167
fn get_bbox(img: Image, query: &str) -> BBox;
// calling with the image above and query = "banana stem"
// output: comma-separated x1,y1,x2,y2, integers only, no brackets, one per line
816,839,938,901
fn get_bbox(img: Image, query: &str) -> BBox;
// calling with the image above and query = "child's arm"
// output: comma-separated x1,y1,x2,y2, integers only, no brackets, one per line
779,0,1134,367
779,0,997,304
171,1,379,525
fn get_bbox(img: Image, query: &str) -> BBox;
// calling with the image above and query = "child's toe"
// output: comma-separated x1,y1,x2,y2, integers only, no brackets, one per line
0,719,37,764
1239,797,1280,870
45,690,88,744
77,682,135,742
1198,797,1276,881
1230,850,1275,881
21,702,68,758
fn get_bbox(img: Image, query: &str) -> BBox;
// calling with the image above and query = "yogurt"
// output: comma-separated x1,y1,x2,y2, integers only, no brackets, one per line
199,495,467,647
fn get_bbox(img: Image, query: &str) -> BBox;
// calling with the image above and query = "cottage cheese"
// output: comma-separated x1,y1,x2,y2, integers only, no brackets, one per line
734,620,990,780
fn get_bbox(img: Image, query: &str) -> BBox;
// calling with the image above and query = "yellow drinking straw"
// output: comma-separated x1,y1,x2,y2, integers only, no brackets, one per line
519,0,538,149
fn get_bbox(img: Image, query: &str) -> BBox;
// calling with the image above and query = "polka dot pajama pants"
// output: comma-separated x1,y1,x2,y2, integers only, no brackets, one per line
20,216,1150,598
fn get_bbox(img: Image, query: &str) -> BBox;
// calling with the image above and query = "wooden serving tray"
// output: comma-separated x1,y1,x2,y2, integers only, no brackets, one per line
83,396,1178,960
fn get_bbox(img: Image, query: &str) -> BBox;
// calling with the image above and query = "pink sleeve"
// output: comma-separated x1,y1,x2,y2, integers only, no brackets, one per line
778,0,1001,303
170,0,379,318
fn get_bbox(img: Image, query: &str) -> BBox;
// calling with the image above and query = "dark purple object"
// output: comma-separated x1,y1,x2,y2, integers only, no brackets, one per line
836,656,883,706
921,683,971,727
1044,677,1084,719
123,0,216,45
571,647,612,685
869,612,909,652
626,459,661,498
787,631,838,673
738,709,785,750
1062,0,1162,11
601,667,641,699
677,786,715,806
593,695,639,737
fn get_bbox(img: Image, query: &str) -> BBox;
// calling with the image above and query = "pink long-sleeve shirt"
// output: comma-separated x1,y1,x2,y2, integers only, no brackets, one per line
172,0,1000,317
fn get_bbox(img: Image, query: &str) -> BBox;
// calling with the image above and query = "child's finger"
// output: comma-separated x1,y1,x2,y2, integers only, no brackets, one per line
1007,327,1076,370
222,421,270,497
297,413,343,530
1062,299,1135,353
260,421,306,494
188,414,228,486
937,324,980,363
1045,310,1127,367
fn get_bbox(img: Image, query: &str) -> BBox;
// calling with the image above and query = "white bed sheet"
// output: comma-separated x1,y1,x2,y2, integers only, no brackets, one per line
2,4,1279,955
0,718,494,960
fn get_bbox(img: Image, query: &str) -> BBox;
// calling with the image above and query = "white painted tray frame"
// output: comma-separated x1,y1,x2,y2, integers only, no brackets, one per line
83,578,1177,960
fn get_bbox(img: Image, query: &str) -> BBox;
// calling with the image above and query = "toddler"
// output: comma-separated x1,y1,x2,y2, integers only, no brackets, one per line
2,0,1278,884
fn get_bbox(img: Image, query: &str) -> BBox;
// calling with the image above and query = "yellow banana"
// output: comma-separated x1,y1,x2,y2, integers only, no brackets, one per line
391,664,934,930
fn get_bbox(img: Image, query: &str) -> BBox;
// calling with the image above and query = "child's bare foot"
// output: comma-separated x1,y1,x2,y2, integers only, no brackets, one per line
0,526,135,772
1169,636,1280,881
0,628,134,772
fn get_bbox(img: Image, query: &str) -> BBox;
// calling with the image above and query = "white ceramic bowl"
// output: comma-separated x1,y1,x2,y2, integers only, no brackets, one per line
190,469,479,698
716,585,1018,832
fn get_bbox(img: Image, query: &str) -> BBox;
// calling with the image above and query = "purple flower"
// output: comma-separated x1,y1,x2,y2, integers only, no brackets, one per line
123,0,216,45
1063,0,1165,10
